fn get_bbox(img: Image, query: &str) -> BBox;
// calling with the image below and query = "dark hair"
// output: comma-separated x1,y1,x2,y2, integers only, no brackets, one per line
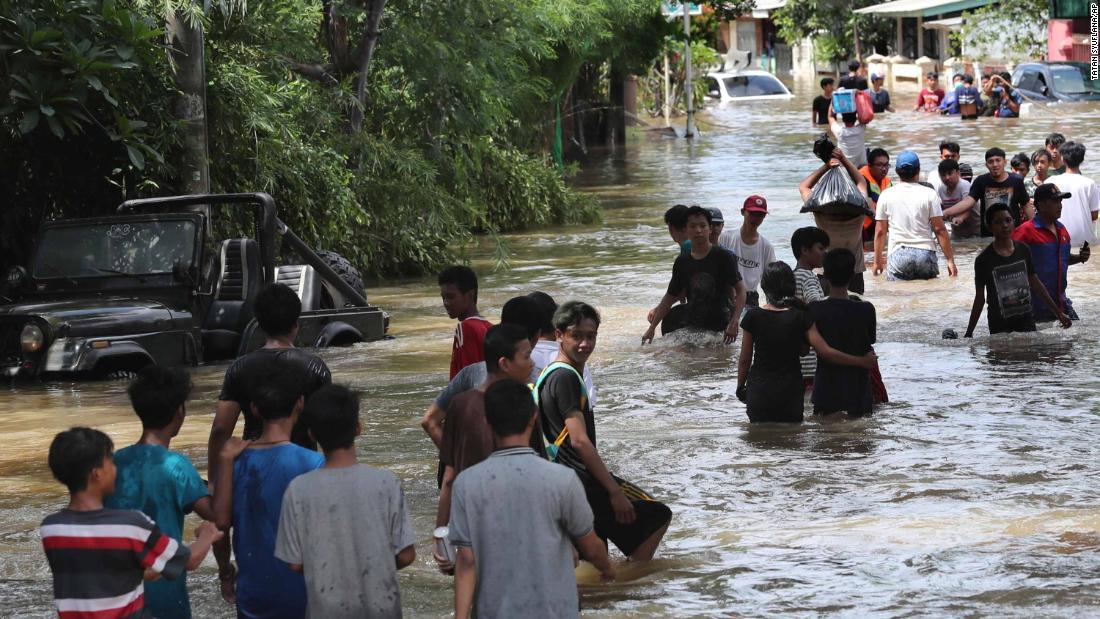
998,71,1011,81
985,203,1013,226
1060,140,1085,168
897,167,920,181
303,384,359,452
963,74,974,85
249,361,305,421
952,73,964,81
664,204,689,230
938,158,960,177
848,60,861,73
841,112,857,124
1045,132,1066,149
484,323,529,374
128,365,192,429
483,379,536,438
48,427,113,494
254,283,301,337
790,226,830,260
526,291,557,336
939,141,960,155
985,147,1006,161
552,300,600,332
760,262,807,310
868,148,889,165
820,77,835,88
438,265,478,293
926,71,939,79
1010,152,1031,170
823,249,856,288
1031,148,1052,165
499,295,541,342
685,205,712,224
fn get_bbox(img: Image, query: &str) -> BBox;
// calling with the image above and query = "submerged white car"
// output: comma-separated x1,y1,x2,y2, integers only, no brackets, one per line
704,70,793,102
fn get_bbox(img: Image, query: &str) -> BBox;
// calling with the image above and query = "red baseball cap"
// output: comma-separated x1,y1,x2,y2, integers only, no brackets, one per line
743,195,768,213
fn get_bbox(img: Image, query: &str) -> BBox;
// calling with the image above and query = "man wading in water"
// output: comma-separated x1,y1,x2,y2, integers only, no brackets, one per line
643,205,746,342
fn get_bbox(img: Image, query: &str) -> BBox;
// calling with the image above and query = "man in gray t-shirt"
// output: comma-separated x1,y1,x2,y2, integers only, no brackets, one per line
449,379,613,619
275,385,416,619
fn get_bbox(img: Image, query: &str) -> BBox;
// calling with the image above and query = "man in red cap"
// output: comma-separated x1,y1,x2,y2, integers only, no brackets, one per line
718,195,777,308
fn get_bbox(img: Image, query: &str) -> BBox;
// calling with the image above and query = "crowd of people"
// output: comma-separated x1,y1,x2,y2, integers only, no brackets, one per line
35,74,1099,617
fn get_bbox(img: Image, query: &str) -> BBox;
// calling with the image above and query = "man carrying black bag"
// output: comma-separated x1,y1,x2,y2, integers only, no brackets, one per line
799,143,872,294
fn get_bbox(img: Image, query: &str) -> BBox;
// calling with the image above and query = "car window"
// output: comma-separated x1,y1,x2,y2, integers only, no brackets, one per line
34,220,197,279
721,75,787,97
706,77,722,98
1050,65,1090,94
1017,70,1041,92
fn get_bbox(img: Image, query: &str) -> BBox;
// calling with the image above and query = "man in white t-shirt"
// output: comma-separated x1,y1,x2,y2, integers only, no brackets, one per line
873,151,957,281
829,112,867,168
1052,141,1099,248
936,158,975,238
718,195,777,307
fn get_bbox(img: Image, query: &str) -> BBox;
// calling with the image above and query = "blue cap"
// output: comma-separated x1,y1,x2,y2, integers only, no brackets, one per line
896,150,920,171
871,73,882,81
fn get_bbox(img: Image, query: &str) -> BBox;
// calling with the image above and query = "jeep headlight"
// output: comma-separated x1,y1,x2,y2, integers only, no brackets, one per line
20,324,44,352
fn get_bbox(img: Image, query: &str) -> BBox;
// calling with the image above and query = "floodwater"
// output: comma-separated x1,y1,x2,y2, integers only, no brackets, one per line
4,79,1100,617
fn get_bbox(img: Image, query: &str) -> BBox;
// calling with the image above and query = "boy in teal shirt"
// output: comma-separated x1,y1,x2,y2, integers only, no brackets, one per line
105,365,215,619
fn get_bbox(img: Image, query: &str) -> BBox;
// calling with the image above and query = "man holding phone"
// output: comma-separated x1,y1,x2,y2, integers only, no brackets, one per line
983,72,1023,118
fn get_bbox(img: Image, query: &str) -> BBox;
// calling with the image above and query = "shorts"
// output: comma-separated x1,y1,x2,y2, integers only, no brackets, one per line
887,246,939,281
582,474,672,557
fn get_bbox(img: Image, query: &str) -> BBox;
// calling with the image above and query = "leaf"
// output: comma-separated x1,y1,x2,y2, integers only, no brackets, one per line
46,114,63,138
126,144,145,169
86,75,103,91
19,109,40,134
39,104,55,116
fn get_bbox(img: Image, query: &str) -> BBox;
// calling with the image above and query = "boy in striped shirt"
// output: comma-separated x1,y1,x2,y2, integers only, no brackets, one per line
41,427,221,619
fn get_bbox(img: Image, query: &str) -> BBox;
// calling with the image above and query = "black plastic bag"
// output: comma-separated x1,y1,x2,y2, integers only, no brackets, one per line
812,133,836,163
799,165,873,217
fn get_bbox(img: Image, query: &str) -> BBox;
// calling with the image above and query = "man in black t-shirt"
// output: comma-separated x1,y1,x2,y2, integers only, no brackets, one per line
538,301,671,561
964,204,1072,337
838,60,869,90
643,206,746,342
813,77,835,126
945,147,1029,236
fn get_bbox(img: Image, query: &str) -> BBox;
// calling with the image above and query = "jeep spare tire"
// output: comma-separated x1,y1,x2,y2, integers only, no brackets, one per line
315,249,366,299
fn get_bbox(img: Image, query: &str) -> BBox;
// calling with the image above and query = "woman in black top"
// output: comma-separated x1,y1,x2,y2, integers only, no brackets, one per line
737,262,876,423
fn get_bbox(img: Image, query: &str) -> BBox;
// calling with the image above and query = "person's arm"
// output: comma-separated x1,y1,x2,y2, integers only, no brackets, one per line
930,216,957,276
563,412,634,524
454,547,476,619
1028,273,1072,328
432,465,457,574
964,281,986,338
395,545,416,569
736,328,753,391
807,325,876,368
725,279,747,345
185,520,224,571
213,438,251,530
191,496,215,522
914,90,924,111
208,400,241,477
943,194,977,219
872,220,888,275
575,531,615,581
799,163,832,202
420,402,445,448
643,292,681,343
1005,89,1021,114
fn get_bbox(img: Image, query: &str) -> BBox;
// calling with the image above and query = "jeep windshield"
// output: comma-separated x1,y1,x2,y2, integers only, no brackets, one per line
33,220,197,280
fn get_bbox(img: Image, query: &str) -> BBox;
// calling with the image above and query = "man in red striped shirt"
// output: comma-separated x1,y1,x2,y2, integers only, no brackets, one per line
41,427,221,619
439,265,493,378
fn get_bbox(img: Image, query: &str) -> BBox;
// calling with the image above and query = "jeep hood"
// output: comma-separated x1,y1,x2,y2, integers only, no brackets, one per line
0,298,175,336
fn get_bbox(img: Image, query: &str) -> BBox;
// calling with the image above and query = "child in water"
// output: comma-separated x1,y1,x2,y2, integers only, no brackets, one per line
736,262,876,423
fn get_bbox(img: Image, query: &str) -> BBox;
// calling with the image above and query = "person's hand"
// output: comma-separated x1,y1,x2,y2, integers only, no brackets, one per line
220,437,252,461
872,257,885,276
196,520,225,544
723,321,739,345
1058,313,1073,329
610,490,636,525
859,351,878,370
599,562,616,583
641,326,656,345
946,260,958,277
432,546,455,575
735,384,747,403
1078,243,1090,262
647,308,656,323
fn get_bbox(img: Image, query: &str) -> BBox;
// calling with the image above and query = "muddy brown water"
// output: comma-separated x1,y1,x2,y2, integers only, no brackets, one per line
3,79,1100,617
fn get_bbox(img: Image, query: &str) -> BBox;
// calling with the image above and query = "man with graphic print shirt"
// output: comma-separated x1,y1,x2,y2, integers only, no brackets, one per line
965,204,1072,337
945,148,1028,236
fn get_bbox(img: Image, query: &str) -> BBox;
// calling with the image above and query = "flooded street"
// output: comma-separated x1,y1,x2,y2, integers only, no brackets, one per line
4,79,1100,617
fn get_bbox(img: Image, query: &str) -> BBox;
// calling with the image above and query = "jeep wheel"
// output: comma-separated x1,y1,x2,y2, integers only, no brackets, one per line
315,250,365,299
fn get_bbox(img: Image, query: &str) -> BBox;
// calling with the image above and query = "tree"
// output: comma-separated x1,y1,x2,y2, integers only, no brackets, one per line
954,0,1047,63
772,0,893,65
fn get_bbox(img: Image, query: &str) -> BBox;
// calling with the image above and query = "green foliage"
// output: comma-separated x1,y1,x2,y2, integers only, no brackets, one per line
773,0,893,64
955,0,1047,63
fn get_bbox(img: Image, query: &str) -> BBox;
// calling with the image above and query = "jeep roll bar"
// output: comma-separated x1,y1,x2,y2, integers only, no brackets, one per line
117,193,369,307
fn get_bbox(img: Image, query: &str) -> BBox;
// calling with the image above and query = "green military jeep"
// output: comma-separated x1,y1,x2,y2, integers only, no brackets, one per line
1,193,388,378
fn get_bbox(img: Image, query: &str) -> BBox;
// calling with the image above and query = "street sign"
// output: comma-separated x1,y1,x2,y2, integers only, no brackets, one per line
661,2,702,17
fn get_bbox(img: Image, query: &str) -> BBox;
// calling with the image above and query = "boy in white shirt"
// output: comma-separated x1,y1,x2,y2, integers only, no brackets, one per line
718,195,777,307
1051,141,1099,247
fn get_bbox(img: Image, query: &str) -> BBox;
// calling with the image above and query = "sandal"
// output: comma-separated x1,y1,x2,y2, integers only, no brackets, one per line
218,563,237,605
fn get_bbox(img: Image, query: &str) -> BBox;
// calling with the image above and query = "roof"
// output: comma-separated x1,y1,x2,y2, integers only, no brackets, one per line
923,16,963,29
854,0,992,18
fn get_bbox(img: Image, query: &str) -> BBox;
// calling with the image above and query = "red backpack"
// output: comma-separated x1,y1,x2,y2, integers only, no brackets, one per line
855,89,875,125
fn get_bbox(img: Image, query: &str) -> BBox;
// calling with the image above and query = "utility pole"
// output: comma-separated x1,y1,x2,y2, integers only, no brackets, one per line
683,1,695,138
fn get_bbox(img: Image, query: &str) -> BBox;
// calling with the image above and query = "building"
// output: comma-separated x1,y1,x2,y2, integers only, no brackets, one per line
1048,0,1094,61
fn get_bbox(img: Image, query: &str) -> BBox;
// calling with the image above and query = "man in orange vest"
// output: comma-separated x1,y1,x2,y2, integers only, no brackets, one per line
859,148,892,249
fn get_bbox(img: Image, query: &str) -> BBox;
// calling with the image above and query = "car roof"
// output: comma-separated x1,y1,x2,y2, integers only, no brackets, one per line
707,70,781,78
